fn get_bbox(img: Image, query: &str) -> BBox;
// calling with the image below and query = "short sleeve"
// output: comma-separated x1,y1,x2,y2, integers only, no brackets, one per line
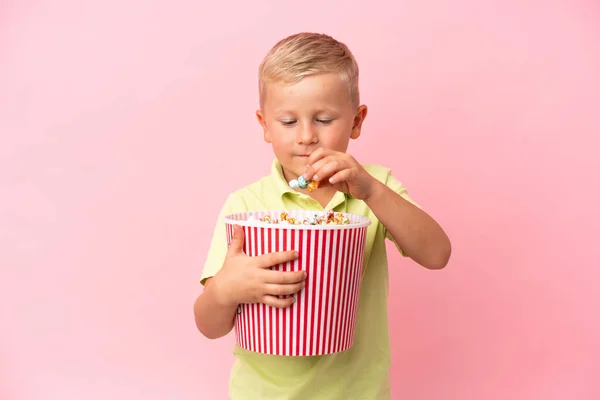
384,172,421,257
199,193,246,286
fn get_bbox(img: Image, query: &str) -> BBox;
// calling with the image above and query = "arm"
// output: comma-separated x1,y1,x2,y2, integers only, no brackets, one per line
193,278,237,339
194,196,239,339
194,225,305,340
304,148,451,270
364,179,451,269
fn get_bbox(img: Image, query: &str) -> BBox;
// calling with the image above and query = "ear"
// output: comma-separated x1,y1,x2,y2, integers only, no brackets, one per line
256,109,272,143
350,104,368,140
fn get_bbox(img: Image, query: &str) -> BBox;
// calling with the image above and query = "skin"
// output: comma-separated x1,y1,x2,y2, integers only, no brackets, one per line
194,72,451,340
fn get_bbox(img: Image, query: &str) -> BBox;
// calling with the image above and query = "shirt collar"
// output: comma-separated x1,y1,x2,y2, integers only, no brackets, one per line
270,158,296,197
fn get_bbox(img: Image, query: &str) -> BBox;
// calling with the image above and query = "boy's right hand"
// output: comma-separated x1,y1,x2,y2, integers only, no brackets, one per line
211,224,306,309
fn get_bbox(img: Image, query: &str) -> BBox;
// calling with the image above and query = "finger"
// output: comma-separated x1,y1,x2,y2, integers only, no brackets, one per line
256,250,299,269
306,148,331,168
262,294,296,309
264,281,305,296
263,269,306,284
328,168,356,185
226,224,245,256
311,159,349,183
304,155,336,180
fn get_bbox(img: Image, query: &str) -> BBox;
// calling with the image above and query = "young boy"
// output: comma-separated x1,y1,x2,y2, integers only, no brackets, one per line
193,32,451,399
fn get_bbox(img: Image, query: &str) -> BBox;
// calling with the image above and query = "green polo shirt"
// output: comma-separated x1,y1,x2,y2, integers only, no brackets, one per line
200,158,418,399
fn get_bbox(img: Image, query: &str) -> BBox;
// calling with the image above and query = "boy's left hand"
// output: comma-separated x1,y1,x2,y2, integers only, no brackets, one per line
303,148,377,201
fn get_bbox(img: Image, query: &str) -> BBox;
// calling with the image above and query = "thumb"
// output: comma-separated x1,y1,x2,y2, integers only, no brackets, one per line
227,224,245,255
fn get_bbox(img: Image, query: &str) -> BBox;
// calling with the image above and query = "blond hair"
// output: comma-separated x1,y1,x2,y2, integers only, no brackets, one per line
258,32,360,107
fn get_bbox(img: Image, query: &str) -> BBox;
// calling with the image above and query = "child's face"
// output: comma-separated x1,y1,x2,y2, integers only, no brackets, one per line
257,72,367,184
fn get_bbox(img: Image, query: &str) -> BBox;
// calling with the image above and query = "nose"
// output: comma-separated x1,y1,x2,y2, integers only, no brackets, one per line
296,123,318,145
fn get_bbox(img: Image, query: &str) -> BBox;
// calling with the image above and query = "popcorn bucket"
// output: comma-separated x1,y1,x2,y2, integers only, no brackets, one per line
224,210,371,356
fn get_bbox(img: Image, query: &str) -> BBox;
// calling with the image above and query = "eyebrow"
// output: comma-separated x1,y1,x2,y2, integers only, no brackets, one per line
272,107,340,115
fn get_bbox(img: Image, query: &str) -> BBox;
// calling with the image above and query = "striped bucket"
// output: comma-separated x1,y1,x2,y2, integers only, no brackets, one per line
224,210,371,356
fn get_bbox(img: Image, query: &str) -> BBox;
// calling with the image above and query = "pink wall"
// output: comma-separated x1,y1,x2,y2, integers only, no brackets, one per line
1,1,599,399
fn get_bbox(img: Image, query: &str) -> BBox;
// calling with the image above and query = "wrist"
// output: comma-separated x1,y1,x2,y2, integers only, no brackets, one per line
209,274,238,309
363,178,385,203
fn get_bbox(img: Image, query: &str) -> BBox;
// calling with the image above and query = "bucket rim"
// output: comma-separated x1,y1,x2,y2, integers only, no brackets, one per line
224,210,372,230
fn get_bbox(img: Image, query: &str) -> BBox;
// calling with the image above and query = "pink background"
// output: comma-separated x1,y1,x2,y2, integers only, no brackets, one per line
1,1,599,399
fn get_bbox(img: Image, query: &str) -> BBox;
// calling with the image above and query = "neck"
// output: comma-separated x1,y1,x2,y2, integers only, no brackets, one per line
309,187,337,208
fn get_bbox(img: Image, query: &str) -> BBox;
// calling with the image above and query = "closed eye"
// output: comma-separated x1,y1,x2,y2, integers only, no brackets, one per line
316,119,333,124
281,120,297,126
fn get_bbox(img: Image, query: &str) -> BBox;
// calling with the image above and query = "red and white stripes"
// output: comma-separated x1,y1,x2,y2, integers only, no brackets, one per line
224,211,369,356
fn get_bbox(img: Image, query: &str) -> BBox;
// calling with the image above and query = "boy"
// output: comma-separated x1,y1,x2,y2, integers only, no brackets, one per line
193,32,451,399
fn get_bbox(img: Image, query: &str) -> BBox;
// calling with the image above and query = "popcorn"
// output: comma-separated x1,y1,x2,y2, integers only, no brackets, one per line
289,175,320,192
307,180,319,192
246,210,351,226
